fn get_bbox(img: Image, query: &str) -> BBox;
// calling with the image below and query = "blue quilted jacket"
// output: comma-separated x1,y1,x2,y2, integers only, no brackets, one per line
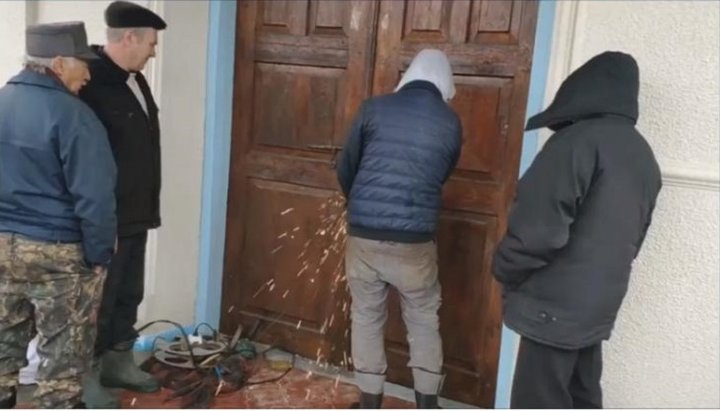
336,80,462,243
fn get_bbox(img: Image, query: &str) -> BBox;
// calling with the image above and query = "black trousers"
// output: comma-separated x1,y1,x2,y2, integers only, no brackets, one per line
511,337,603,409
94,231,147,354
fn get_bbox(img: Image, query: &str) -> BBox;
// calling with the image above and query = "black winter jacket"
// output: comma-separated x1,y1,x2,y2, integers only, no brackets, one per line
79,46,161,237
493,52,662,349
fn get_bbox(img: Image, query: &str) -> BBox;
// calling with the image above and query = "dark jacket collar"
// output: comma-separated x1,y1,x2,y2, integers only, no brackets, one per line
398,80,443,99
87,45,131,84
7,69,73,95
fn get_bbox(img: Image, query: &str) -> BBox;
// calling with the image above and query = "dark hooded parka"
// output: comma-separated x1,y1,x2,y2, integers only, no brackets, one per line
493,51,662,349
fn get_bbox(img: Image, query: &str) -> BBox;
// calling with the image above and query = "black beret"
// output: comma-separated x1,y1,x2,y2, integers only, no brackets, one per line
105,1,167,30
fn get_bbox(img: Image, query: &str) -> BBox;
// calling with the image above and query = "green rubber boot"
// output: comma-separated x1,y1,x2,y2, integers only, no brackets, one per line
81,360,119,409
99,342,160,393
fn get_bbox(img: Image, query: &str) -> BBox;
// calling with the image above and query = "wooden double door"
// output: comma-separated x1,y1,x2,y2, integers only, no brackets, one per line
220,1,539,406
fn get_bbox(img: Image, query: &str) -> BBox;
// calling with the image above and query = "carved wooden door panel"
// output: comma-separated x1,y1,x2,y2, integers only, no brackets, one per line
221,0,378,365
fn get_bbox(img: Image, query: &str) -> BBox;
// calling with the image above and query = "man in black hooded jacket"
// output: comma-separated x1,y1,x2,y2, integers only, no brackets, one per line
492,51,662,408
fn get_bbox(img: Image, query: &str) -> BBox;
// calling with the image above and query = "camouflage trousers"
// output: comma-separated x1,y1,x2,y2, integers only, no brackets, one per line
0,233,105,409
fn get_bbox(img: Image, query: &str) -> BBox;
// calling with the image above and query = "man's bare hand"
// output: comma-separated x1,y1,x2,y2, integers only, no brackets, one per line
93,265,107,276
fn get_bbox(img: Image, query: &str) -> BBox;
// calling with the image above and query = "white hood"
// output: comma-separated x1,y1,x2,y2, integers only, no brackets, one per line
394,49,456,102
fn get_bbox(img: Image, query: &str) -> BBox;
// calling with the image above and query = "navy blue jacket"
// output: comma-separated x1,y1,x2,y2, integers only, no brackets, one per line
337,80,462,243
0,70,117,266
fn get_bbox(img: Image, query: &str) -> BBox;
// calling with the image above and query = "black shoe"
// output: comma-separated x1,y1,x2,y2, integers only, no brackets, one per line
72,401,87,409
415,391,439,409
350,392,383,409
0,391,16,409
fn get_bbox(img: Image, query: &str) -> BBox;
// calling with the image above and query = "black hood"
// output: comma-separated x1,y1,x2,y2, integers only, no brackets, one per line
526,51,639,131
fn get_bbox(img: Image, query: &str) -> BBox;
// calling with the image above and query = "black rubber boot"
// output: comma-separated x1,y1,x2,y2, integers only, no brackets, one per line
350,392,383,409
415,391,439,409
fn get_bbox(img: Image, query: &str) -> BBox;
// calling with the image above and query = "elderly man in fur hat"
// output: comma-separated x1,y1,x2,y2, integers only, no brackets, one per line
0,21,116,409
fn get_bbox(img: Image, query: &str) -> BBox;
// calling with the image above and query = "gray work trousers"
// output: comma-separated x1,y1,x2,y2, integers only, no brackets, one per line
346,236,444,395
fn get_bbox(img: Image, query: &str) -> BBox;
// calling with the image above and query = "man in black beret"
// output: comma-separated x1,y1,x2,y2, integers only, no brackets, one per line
78,1,166,407
0,22,116,409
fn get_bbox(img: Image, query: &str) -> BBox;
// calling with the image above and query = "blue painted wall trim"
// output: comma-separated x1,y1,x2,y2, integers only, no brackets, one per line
196,0,556,406
494,0,556,408
195,0,238,328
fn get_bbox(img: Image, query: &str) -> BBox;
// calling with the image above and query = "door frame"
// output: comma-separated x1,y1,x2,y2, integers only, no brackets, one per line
195,0,557,407
493,1,557,407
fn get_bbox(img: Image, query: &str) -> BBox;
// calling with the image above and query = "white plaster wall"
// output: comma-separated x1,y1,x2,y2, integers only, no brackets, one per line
543,1,720,407
0,1,26,84
138,0,208,329
33,0,112,44
0,0,208,332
